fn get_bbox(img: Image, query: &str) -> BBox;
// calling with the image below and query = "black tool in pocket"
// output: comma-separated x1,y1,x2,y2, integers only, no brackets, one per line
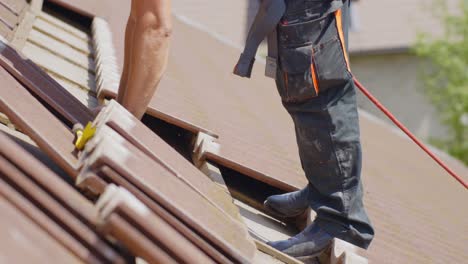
277,44,319,102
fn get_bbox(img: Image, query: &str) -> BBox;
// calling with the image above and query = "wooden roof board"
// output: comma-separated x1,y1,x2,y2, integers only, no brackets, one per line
94,165,235,264
0,179,101,263
110,203,216,264
104,212,181,264
0,196,82,264
0,38,94,125
0,156,124,263
0,132,97,227
0,39,249,264
0,66,78,177
93,101,241,221
16,1,468,262
0,125,76,182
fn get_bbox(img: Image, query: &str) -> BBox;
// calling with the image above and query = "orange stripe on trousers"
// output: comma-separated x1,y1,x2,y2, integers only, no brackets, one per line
335,9,351,71
310,54,320,95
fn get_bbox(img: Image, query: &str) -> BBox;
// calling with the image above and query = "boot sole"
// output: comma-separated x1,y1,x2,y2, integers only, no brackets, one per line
296,255,320,264
264,202,308,219
294,244,332,264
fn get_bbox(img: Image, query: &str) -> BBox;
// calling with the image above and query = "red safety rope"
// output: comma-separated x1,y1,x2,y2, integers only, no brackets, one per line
353,77,468,190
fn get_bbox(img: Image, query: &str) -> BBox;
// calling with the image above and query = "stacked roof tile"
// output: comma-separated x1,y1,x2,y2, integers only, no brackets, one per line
0,2,262,263
0,1,467,263
0,37,258,262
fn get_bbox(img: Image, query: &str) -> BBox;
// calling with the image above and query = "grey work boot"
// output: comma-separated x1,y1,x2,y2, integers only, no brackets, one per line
264,186,310,218
267,223,333,259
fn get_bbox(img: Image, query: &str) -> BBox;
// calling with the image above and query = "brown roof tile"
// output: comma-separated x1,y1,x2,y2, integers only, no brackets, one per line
0,66,79,176
0,196,82,263
48,2,467,261
3,0,467,262
0,36,257,262
150,17,468,263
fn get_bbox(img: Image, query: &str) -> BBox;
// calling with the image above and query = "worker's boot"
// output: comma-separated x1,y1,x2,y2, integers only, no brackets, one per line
267,222,333,259
264,186,310,218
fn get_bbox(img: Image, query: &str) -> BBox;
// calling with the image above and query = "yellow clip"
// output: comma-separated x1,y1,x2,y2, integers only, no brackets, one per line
75,122,97,150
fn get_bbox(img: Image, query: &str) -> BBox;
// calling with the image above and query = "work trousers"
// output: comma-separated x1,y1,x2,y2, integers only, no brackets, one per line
275,0,374,249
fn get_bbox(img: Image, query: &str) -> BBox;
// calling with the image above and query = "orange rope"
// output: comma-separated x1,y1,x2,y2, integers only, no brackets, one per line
353,77,467,189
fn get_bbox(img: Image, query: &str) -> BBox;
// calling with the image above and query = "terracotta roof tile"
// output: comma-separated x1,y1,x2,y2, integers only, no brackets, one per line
1,0,467,263
48,2,467,261
152,16,468,263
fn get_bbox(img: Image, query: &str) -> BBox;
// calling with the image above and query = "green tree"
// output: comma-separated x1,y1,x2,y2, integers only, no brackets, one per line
414,0,468,165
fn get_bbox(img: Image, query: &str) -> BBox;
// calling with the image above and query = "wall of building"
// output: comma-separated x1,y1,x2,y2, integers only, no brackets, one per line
351,53,448,140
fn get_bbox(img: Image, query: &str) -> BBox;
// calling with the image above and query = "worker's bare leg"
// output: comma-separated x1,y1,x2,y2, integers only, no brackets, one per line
117,0,137,103
118,0,172,119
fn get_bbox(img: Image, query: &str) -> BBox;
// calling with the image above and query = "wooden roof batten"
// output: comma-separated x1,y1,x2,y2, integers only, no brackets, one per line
9,0,42,49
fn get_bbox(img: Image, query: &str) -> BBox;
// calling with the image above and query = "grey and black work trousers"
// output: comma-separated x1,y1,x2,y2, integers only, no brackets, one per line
275,0,374,249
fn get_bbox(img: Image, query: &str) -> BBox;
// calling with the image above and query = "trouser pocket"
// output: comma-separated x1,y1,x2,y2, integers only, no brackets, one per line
276,45,319,102
276,10,351,103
